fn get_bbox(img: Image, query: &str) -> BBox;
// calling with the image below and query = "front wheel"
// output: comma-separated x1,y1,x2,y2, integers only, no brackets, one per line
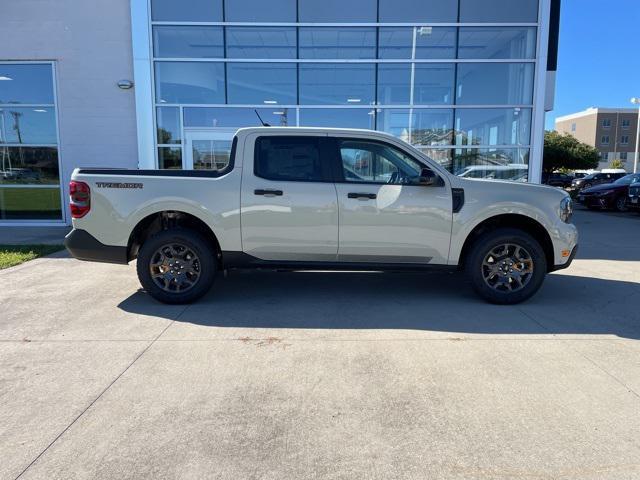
614,196,628,212
466,228,547,305
136,228,216,304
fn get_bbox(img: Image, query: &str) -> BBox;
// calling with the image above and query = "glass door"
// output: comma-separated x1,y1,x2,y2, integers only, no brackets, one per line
184,128,236,171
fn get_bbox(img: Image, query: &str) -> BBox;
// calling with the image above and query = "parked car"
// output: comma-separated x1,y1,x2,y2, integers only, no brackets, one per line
455,164,528,181
64,127,577,305
628,180,640,212
577,173,640,211
571,171,626,191
542,172,573,188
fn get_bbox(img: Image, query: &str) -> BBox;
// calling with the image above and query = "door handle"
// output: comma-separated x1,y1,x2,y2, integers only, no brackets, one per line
348,192,377,200
254,189,283,196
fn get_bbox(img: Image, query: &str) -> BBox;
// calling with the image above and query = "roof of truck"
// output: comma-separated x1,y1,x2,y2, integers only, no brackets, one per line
235,126,397,138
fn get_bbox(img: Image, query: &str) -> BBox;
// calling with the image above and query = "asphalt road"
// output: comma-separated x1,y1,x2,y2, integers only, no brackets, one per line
1,208,640,480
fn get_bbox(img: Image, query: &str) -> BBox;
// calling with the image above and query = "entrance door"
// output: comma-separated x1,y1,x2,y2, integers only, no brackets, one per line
184,128,236,171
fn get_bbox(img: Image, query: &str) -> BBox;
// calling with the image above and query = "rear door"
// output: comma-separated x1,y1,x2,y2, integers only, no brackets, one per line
240,134,339,261
332,138,452,265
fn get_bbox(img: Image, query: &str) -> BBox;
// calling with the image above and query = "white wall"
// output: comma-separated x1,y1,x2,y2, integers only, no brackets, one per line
0,0,138,223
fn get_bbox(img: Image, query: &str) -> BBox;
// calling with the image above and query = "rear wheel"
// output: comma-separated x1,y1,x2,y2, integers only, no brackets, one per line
136,228,216,304
466,228,547,305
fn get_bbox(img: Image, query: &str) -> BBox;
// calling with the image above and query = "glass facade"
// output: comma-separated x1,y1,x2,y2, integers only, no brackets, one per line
150,0,540,180
0,63,62,220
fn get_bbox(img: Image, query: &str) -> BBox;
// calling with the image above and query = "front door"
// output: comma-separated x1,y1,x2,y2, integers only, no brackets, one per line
333,138,452,265
240,134,339,262
184,128,237,171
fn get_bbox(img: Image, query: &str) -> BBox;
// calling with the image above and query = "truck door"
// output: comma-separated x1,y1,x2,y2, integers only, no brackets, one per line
333,138,453,265
240,134,339,262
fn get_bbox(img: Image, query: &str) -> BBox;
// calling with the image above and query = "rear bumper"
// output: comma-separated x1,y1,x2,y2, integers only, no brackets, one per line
64,229,128,264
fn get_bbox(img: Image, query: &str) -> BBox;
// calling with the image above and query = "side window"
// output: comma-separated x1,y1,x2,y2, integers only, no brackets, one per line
338,139,425,184
254,136,330,182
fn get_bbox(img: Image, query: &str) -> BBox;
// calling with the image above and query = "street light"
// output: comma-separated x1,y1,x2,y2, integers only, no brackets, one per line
631,97,640,173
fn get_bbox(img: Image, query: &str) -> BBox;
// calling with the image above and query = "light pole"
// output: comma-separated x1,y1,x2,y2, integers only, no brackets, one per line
631,97,640,173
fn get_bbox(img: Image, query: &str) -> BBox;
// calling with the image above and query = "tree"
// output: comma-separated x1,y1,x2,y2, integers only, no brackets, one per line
543,131,599,172
609,159,624,169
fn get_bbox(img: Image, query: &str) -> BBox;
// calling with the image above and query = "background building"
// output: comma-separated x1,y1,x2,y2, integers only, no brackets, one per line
1,0,560,226
555,107,639,170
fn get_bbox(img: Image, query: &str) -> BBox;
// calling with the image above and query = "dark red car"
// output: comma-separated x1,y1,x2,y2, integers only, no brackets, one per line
577,174,640,212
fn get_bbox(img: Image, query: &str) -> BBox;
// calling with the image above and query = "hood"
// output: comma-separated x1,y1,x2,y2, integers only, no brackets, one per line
455,176,568,199
581,182,624,193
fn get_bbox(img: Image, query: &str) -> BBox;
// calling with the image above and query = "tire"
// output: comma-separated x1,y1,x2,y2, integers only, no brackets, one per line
614,196,628,212
136,228,216,304
465,228,547,305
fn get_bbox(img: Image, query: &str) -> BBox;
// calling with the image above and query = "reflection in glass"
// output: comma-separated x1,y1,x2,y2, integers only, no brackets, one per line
459,0,538,23
299,64,375,105
224,0,296,21
299,109,375,129
156,107,181,144
377,65,411,105
153,26,224,58
458,27,537,59
0,64,54,104
378,0,458,22
414,64,455,104
456,63,534,105
0,108,57,144
192,140,232,171
0,147,59,184
378,64,454,105
184,107,293,127
158,147,182,169
377,109,454,145
299,28,376,59
454,108,532,146
417,148,453,170
378,27,456,59
298,0,376,22
0,187,62,220
453,148,529,181
151,0,222,21
227,63,297,104
155,62,225,104
226,27,296,59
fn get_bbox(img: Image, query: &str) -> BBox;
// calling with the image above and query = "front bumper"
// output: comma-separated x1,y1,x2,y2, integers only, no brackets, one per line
64,229,128,264
550,244,578,272
576,193,614,209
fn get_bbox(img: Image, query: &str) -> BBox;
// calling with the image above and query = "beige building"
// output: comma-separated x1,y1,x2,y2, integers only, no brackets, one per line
555,108,639,171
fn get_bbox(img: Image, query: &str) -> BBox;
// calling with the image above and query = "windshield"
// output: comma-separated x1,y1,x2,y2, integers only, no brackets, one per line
613,174,640,185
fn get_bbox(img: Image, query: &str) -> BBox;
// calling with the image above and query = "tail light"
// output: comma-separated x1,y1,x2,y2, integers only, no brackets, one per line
69,181,90,218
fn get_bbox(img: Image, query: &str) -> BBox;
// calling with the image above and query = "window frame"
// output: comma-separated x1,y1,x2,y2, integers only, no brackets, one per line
253,135,335,183
330,137,441,186
0,61,64,223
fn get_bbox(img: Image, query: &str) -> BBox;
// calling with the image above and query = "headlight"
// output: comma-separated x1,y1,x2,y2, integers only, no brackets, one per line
559,196,573,223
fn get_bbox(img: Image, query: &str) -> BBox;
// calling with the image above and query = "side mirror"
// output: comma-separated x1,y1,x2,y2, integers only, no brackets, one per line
419,168,437,186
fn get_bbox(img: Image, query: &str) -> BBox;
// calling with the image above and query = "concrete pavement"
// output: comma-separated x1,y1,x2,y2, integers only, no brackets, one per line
1,209,640,479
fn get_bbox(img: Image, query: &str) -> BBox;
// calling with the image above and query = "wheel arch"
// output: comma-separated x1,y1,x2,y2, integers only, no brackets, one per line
457,214,555,272
127,211,222,266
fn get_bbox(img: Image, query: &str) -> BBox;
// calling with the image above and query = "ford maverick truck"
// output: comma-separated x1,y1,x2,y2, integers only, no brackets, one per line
65,127,577,304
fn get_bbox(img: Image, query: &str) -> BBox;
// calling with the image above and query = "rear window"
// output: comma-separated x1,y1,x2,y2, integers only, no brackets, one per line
254,136,331,182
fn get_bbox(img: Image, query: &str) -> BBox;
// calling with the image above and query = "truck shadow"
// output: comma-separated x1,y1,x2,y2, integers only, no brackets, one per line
118,269,640,340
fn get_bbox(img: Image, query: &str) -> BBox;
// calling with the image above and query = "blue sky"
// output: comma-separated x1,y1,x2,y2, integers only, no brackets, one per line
545,0,640,129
